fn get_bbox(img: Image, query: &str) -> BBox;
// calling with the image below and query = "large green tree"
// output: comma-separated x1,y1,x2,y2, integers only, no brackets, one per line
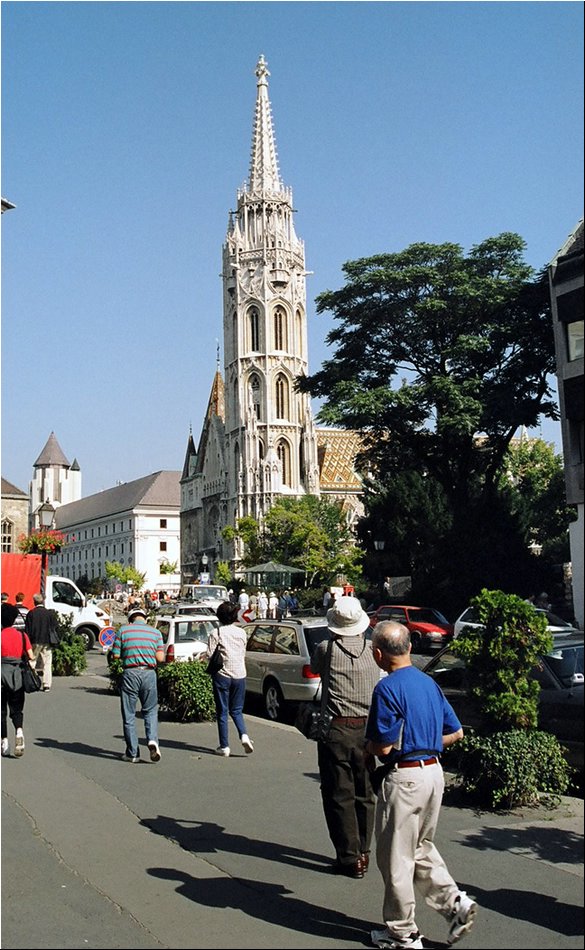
300,234,558,613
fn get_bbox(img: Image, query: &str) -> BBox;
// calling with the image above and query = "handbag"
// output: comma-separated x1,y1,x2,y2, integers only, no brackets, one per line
20,634,42,693
294,640,334,742
295,699,334,742
206,641,224,676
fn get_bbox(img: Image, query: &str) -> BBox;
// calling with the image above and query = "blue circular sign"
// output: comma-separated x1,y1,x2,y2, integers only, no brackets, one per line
99,626,116,649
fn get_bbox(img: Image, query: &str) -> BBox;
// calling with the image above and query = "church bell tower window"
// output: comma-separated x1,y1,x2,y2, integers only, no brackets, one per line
274,306,287,351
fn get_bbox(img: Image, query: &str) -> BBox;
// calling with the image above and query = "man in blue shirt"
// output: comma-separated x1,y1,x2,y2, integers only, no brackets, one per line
364,621,477,950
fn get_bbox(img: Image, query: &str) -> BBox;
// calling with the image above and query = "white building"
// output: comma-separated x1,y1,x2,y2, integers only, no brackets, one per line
52,471,181,592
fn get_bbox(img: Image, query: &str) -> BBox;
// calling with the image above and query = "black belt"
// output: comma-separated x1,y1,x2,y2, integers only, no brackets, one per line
396,757,438,769
125,665,155,670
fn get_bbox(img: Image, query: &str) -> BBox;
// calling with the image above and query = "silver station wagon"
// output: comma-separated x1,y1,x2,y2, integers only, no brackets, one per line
243,616,330,720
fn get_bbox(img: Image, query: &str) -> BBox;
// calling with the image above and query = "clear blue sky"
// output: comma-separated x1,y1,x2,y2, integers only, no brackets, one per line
2,1,583,497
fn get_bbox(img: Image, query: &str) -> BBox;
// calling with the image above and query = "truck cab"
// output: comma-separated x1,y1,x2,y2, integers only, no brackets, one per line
45,576,111,650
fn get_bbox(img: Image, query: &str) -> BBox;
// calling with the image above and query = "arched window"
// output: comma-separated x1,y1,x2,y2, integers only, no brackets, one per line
275,373,290,419
249,374,262,419
296,309,303,357
248,306,260,351
277,439,291,487
1,519,14,553
234,441,240,494
274,306,287,350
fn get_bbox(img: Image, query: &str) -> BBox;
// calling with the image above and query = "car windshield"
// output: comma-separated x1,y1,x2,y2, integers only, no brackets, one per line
541,610,575,629
409,608,448,625
175,620,218,643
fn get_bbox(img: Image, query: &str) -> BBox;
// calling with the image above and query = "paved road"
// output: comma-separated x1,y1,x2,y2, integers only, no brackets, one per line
2,650,583,949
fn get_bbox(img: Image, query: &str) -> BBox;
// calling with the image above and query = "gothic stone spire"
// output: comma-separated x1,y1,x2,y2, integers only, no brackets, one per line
248,55,283,196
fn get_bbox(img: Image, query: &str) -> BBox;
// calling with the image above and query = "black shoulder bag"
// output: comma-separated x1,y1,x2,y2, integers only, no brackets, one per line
20,633,42,694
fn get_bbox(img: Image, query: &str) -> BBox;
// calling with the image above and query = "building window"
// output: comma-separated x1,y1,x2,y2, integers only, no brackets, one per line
277,439,291,486
274,306,287,350
275,373,289,419
1,519,14,553
567,320,584,361
249,306,260,351
160,519,167,529
249,374,261,420
160,541,167,552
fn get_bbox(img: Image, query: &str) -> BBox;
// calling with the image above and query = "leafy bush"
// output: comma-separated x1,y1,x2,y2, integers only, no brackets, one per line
456,729,572,809
450,589,573,809
452,589,552,731
157,661,216,722
107,656,215,723
52,614,87,676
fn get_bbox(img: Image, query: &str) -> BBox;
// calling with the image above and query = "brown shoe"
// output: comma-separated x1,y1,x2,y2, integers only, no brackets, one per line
361,852,370,872
333,857,364,879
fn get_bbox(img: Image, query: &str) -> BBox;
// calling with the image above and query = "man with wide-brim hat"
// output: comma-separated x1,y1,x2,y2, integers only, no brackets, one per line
310,595,380,878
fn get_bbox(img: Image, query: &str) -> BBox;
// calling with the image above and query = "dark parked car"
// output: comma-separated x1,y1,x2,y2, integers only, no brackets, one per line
368,604,453,652
422,632,584,771
243,617,330,720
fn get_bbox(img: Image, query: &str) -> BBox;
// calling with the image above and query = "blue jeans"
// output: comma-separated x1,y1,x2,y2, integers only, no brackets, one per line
212,673,247,749
120,668,159,758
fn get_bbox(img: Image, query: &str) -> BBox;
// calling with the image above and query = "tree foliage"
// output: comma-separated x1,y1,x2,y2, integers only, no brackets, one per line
300,235,559,613
105,561,146,590
224,497,362,586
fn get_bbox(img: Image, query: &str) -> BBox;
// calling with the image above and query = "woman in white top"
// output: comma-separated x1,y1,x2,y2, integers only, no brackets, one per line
204,601,254,757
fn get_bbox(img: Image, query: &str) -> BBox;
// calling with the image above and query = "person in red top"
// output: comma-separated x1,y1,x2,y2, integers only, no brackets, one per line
1,603,35,757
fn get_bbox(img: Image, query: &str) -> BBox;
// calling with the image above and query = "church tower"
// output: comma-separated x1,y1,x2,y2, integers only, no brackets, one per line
222,55,320,537
180,56,323,578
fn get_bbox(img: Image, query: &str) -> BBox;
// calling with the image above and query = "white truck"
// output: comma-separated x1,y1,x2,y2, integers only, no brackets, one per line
1,553,111,650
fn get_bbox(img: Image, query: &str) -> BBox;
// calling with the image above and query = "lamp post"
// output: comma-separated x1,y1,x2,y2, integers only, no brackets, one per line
38,501,56,598
200,553,209,584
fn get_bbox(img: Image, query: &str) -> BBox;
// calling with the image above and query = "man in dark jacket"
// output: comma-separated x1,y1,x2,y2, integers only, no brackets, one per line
24,594,58,692
310,596,380,878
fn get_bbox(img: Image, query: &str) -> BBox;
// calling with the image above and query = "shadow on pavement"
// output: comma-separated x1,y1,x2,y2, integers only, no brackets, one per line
456,880,583,936
141,814,331,873
458,823,583,867
147,865,374,945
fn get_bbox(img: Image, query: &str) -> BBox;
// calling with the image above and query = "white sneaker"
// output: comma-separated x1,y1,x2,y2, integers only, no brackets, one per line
241,734,254,754
148,741,161,762
1,738,9,757
371,930,423,949
14,734,25,757
216,747,230,756
448,892,477,945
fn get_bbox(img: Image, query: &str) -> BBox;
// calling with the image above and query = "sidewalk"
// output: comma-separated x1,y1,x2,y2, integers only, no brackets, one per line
2,652,583,949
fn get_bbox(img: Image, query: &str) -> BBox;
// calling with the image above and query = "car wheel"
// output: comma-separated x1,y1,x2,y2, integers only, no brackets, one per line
263,681,285,721
76,626,96,651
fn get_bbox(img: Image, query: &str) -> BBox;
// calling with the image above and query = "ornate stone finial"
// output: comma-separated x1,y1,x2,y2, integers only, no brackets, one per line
216,340,221,369
255,54,270,85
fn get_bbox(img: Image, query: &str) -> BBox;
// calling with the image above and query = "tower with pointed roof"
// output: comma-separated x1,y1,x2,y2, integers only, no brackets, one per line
29,432,82,528
181,56,321,575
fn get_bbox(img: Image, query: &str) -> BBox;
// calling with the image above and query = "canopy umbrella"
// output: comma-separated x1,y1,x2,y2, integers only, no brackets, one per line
240,560,305,587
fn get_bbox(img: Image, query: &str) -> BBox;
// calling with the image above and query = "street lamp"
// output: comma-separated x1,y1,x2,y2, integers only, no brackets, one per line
38,501,56,597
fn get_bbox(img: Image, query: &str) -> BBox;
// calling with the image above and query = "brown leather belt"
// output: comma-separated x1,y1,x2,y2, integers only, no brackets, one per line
396,757,438,769
332,716,367,726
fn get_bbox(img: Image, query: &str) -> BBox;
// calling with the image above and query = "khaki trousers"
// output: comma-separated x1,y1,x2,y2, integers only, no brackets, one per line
32,644,53,689
375,762,460,940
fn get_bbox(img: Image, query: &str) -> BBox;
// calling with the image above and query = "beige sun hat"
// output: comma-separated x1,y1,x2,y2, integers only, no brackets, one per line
326,596,370,637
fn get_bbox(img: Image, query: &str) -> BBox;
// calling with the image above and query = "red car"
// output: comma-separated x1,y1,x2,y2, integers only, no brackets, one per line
368,605,453,652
